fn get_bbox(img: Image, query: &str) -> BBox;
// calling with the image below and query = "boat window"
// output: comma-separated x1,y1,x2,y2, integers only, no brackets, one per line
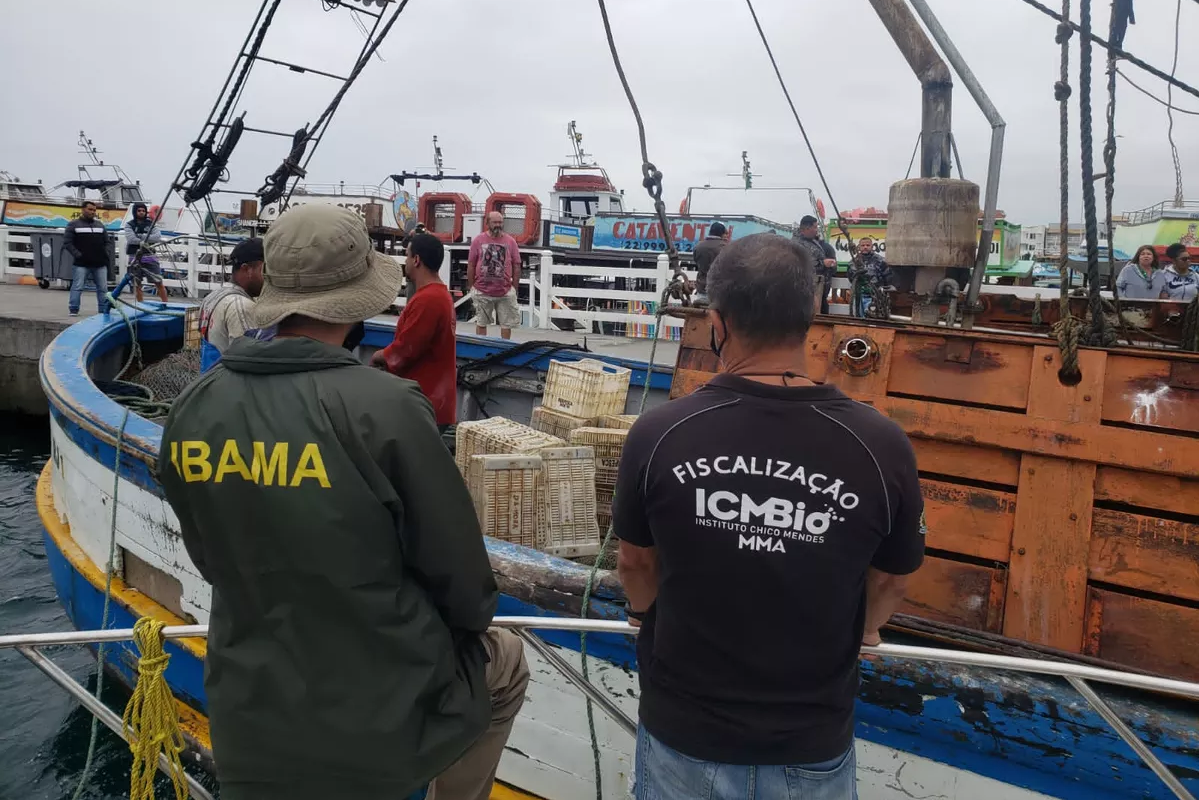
121,185,145,204
562,196,599,218
11,183,47,199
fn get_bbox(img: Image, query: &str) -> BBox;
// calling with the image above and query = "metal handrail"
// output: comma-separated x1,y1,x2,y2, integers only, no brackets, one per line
5,616,1197,800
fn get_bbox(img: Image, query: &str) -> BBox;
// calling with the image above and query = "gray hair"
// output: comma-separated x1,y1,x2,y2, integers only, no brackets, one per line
707,233,817,346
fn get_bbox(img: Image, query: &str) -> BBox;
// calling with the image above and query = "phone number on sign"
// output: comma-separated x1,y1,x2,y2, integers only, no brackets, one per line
619,240,695,253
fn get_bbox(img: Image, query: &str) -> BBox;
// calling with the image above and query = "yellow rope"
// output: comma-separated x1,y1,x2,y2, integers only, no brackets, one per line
123,616,190,800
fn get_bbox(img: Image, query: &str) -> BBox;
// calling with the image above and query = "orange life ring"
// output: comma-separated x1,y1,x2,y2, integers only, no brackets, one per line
418,192,472,243
484,193,542,246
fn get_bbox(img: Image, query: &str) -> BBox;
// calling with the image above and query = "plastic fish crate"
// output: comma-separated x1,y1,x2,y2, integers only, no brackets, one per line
455,418,564,476
598,414,638,430
467,454,542,549
531,406,598,441
538,446,600,558
183,307,202,351
542,358,631,419
569,427,629,496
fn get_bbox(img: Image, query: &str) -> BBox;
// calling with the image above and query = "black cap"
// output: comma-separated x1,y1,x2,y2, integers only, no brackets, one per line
709,221,727,237
230,237,264,268
800,215,819,227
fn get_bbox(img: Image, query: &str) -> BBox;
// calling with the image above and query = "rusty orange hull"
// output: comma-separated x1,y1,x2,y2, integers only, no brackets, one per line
671,316,1199,682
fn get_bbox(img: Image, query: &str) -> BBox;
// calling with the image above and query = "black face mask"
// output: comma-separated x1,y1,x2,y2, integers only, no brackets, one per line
709,310,727,359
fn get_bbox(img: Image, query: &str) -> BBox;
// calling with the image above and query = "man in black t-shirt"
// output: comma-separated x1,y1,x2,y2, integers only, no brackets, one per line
794,214,838,314
692,221,729,302
614,233,925,800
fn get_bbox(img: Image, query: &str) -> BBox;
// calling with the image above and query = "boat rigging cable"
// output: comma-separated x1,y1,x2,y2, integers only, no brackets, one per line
742,0,891,319
1166,0,1185,206
1117,69,1199,115
1014,0,1199,102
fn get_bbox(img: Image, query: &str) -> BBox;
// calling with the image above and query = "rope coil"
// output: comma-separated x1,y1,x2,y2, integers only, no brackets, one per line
124,618,190,800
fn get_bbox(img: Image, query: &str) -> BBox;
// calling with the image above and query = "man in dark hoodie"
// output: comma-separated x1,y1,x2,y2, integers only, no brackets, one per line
124,202,168,304
64,200,111,316
158,204,529,800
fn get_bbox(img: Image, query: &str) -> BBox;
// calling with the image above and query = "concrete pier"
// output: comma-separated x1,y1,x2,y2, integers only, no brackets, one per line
0,285,87,414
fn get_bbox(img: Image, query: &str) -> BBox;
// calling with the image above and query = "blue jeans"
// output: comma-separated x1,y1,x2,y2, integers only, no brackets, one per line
69,265,109,314
634,726,857,800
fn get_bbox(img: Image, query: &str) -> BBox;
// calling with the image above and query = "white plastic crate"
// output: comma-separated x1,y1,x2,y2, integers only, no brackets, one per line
538,446,600,558
455,417,564,476
531,405,597,441
542,358,631,419
598,414,638,430
569,427,629,496
467,454,542,549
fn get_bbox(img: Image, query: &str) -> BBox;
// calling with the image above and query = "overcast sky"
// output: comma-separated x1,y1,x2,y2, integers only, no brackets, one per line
3,0,1196,226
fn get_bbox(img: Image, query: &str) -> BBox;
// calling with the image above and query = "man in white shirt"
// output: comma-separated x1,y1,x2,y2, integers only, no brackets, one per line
199,238,268,372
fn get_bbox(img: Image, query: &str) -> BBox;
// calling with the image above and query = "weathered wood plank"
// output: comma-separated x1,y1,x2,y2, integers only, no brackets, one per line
921,479,1015,563
669,367,716,398
902,555,1005,633
1084,588,1199,681
1004,457,1096,652
1089,509,1199,602
910,438,1021,486
875,397,1197,478
1094,467,1199,517
887,335,1034,410
1101,355,1199,434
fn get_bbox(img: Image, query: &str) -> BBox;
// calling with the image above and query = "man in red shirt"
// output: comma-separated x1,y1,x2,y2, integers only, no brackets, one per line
468,211,522,339
371,233,457,431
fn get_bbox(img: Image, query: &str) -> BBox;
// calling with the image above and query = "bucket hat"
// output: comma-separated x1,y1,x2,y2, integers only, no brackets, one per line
252,204,401,329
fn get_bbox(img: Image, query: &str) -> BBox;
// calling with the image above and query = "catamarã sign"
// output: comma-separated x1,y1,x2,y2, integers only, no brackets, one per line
591,215,792,254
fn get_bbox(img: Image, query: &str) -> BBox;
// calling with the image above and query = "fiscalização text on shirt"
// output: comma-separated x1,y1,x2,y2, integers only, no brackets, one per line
671,453,864,551
167,439,331,487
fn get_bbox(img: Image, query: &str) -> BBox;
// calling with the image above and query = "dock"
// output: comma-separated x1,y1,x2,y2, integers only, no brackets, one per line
0,282,679,415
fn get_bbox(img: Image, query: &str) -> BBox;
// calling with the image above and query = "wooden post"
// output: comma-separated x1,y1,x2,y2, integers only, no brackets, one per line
1003,345,1106,652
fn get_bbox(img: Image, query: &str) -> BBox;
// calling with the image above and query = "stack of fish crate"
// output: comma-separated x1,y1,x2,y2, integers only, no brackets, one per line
458,417,601,557
569,427,631,534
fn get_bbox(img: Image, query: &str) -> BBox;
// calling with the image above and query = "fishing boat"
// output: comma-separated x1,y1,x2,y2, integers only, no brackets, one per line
13,0,1199,797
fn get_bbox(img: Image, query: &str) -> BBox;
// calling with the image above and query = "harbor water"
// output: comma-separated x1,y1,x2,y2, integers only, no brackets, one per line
0,414,209,799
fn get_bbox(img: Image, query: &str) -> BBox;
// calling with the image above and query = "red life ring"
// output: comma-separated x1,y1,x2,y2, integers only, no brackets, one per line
484,193,542,246
418,193,472,243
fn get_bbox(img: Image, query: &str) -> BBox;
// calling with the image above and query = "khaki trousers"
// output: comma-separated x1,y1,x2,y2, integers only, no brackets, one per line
427,628,530,800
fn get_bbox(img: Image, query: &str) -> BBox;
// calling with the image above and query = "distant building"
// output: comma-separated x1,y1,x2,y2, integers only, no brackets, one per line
1032,223,1111,259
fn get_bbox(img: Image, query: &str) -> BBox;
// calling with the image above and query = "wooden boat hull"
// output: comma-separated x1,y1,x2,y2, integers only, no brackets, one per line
33,307,1199,799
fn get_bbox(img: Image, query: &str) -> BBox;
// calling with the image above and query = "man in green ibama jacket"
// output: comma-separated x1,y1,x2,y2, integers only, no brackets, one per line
159,204,528,800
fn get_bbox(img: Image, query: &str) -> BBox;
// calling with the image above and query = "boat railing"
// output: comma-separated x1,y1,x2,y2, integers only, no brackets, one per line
1124,199,1199,226
2,616,1197,800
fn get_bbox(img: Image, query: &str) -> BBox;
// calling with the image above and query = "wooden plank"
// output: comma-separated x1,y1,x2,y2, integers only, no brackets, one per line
1003,347,1104,652
670,367,715,398
1095,467,1199,517
1101,355,1199,434
887,334,1034,410
901,555,1005,633
822,326,895,397
921,479,1016,563
1089,509,1199,602
1083,588,1199,681
875,397,1198,478
1004,456,1096,651
910,438,1021,487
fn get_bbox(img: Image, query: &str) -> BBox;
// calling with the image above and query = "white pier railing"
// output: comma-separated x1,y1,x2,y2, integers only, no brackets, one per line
1,617,1198,800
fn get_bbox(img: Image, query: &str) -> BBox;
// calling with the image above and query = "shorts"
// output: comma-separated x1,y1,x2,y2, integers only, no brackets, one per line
473,288,520,327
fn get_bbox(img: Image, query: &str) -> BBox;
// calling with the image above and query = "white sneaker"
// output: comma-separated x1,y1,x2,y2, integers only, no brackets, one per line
69,310,79,317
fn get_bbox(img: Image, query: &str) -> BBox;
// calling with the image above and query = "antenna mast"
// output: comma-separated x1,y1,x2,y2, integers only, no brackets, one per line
567,120,593,167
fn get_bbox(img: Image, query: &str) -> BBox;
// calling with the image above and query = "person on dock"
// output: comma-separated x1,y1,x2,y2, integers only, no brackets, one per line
613,233,925,800
197,237,268,372
468,210,521,339
158,204,528,800
692,221,730,303
1114,245,1169,300
1162,243,1198,302
848,236,893,317
124,202,168,304
794,214,837,314
64,201,111,317
370,232,457,433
